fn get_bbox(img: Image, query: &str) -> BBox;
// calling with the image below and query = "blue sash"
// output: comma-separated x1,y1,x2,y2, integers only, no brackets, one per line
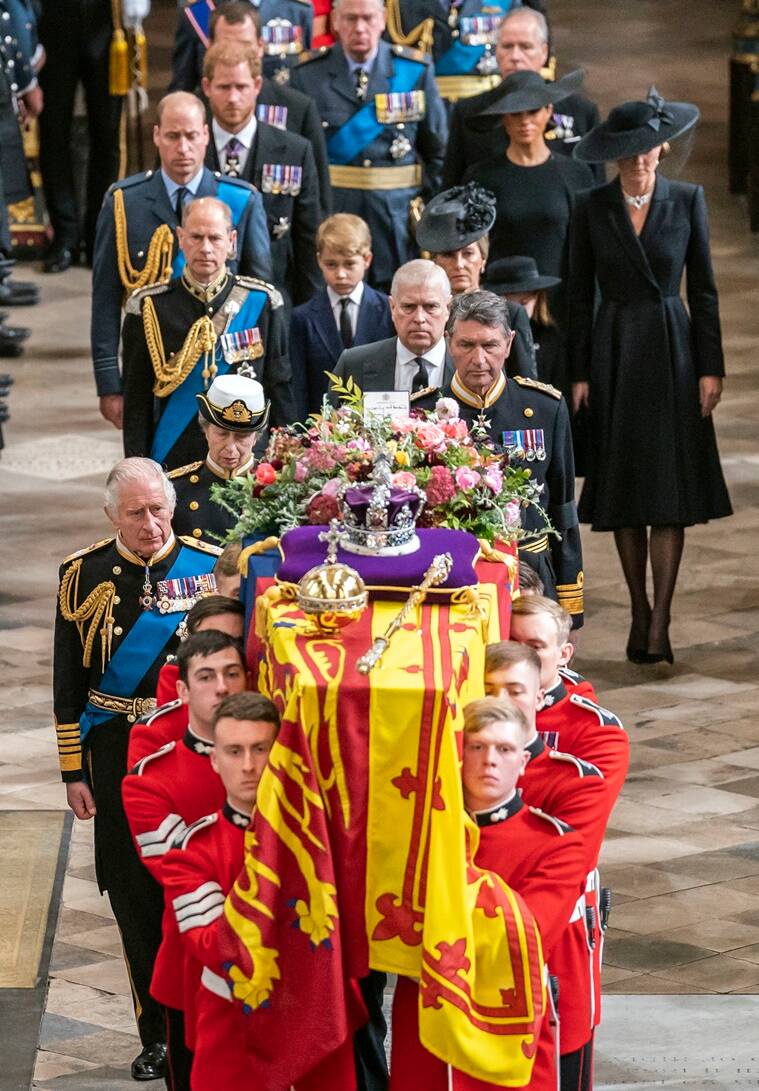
79,543,217,743
151,288,267,465
435,0,514,76
172,179,252,277
327,57,424,165
183,0,214,47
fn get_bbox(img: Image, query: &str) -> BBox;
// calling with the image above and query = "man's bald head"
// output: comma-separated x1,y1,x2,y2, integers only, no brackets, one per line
183,196,232,230
177,196,237,285
153,93,210,184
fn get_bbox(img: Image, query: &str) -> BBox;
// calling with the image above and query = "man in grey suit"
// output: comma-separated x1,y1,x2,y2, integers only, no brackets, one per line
332,259,453,410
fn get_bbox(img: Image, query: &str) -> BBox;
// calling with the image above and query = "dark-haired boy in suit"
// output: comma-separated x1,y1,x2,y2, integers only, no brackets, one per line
290,213,395,419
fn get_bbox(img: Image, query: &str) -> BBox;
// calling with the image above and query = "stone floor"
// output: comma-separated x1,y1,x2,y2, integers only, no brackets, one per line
0,0,757,1087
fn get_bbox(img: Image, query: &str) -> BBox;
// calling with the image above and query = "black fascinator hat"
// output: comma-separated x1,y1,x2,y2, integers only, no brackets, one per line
573,87,699,163
415,182,497,254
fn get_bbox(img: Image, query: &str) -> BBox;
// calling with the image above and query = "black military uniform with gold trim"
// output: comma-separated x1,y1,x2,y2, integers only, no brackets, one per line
169,455,253,541
53,530,221,1053
121,267,295,471
444,372,584,626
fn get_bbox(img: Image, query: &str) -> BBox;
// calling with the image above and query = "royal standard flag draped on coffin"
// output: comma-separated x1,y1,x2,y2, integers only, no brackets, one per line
217,582,546,1088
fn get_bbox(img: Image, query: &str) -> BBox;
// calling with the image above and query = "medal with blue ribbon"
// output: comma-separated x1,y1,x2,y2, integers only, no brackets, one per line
502,429,546,462
375,91,426,125
262,20,303,54
256,104,288,130
261,163,303,195
220,326,263,365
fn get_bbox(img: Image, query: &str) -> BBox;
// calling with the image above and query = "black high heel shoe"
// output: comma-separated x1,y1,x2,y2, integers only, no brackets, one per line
646,639,674,665
626,618,651,664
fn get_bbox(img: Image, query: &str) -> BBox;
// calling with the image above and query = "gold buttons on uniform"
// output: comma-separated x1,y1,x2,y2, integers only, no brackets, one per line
363,159,372,167
192,529,202,538
114,626,123,636
189,475,199,484
189,501,199,511
113,596,121,604
127,715,136,724
112,565,122,575
524,408,534,418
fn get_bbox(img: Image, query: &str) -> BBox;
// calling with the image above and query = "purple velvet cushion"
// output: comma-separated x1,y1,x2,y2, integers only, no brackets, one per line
277,526,480,600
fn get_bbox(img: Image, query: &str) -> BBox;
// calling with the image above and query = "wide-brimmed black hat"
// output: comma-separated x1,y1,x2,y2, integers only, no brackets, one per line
478,68,584,117
481,255,561,295
197,374,270,432
416,182,496,253
573,88,699,163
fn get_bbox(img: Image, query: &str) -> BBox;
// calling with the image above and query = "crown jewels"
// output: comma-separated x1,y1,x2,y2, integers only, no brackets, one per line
340,451,424,557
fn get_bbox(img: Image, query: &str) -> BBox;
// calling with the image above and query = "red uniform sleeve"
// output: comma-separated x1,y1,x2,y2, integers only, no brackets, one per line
162,837,230,980
121,755,187,885
515,828,588,958
532,770,612,872
156,661,180,705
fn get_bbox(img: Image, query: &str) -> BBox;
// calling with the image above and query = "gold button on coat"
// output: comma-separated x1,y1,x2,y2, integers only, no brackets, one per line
192,528,202,538
189,475,199,483
524,408,534,418
189,501,199,511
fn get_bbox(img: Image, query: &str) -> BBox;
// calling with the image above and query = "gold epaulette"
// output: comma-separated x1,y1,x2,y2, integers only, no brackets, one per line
390,42,430,63
125,281,172,316
62,537,115,564
513,375,562,400
167,460,204,480
295,45,330,65
236,275,284,310
179,535,223,557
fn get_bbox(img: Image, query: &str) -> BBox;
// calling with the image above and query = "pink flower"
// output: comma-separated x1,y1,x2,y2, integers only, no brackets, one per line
293,461,309,483
425,465,456,506
255,463,277,486
413,422,446,452
321,477,343,498
346,437,371,451
505,500,522,529
435,397,459,420
482,466,503,495
305,444,338,472
392,471,418,490
455,466,480,491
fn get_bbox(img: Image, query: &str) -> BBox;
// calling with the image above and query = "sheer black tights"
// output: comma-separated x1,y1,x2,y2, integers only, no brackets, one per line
614,527,684,654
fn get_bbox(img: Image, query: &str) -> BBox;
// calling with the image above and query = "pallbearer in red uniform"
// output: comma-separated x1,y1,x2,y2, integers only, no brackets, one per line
485,641,617,1088
390,698,587,1091
122,631,248,1089
507,597,629,1089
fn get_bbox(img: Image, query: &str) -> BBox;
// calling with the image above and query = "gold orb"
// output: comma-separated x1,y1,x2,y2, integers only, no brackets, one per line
297,562,368,634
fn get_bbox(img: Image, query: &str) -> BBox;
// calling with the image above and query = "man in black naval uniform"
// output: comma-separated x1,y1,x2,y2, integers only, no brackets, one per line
91,91,272,432
290,0,448,293
121,196,294,472
441,7,603,187
53,457,222,1081
443,290,584,627
169,372,269,542
203,40,322,308
169,0,332,216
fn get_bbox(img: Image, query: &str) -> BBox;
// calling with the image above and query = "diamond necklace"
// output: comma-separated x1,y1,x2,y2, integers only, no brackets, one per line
622,188,653,210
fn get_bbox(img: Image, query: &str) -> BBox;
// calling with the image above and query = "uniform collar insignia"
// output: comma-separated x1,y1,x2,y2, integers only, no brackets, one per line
450,371,506,409
182,266,231,303
116,531,176,568
471,791,523,827
184,727,214,757
206,454,256,481
525,733,545,762
542,680,567,708
223,800,253,828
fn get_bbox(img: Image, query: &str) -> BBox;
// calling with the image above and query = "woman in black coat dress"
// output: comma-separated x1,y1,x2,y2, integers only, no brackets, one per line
462,69,594,327
569,93,731,664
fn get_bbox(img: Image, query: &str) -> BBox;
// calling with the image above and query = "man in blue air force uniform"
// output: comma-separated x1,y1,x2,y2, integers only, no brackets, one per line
53,457,222,1082
291,0,448,292
121,196,294,472
91,90,272,432
175,0,313,86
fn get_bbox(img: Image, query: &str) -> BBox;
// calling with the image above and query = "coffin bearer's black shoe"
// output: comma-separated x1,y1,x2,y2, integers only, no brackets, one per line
0,278,39,306
130,1042,167,1081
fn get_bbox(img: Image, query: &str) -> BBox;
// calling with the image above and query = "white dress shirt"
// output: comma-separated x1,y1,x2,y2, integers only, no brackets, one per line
394,338,447,393
327,283,364,339
212,115,258,175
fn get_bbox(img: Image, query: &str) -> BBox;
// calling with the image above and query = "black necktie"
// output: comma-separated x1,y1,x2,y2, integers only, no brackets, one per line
174,186,188,224
339,298,353,348
411,356,429,393
355,67,368,100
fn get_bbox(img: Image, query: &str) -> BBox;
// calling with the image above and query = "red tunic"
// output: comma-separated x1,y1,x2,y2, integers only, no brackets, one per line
156,659,180,705
390,798,587,1091
558,666,596,700
537,683,628,1040
162,805,358,1091
127,696,188,768
519,739,612,1054
121,731,224,1015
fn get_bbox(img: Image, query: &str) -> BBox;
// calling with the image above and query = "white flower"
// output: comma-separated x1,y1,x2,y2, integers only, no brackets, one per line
435,397,459,421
